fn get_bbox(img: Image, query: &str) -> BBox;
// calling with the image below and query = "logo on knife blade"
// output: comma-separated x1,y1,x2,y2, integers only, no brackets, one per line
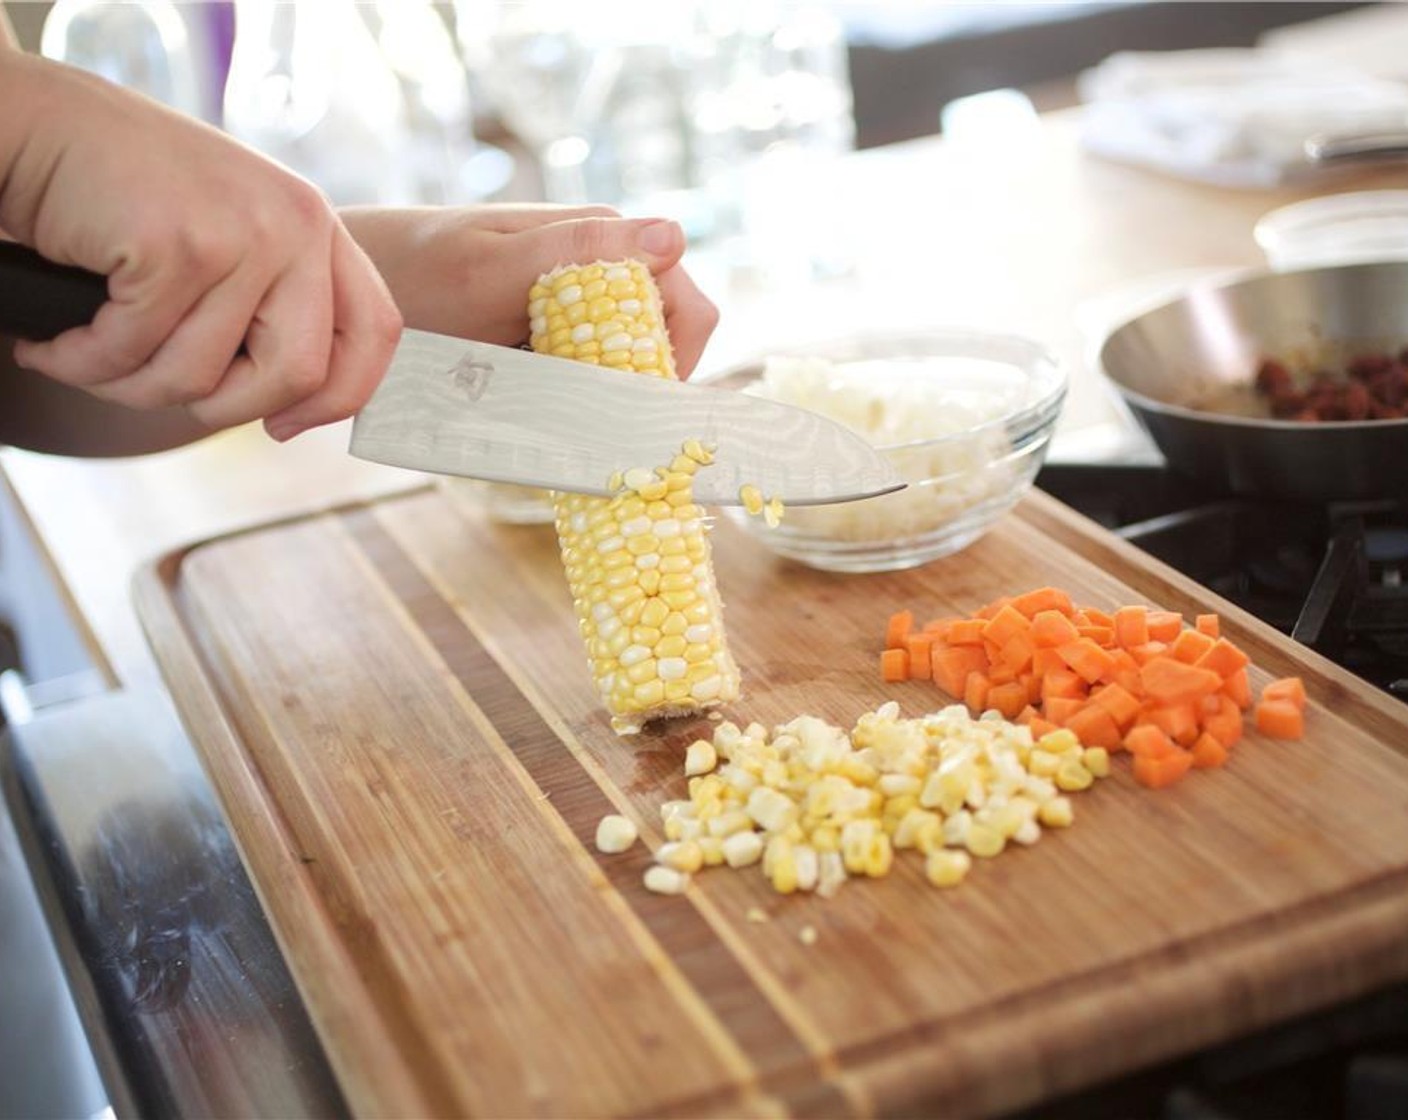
450,354,494,401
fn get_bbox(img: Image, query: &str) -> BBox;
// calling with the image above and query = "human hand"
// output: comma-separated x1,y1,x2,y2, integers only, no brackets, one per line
339,205,720,378
0,52,403,441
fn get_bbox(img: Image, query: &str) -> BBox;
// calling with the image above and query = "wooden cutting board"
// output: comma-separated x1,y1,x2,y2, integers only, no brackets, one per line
134,485,1408,1119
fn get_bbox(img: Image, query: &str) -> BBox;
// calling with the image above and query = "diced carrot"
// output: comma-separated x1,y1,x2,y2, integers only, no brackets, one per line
931,643,990,698
1083,607,1115,628
1255,699,1305,740
987,680,1030,720
1222,667,1253,709
1202,694,1244,749
1032,647,1066,678
881,648,909,682
975,596,1013,620
1140,657,1223,706
1133,750,1193,789
981,604,1032,647
1128,640,1170,666
1011,586,1075,619
1144,702,1200,747
988,663,1018,686
1089,682,1142,730
945,618,987,646
1043,696,1086,726
1030,609,1080,649
885,610,914,650
1196,638,1251,680
964,671,991,714
883,589,1261,795
1261,676,1307,710
1076,625,1115,646
1041,668,1088,702
1124,723,1178,758
1190,732,1229,769
1170,629,1217,664
1114,605,1149,648
999,632,1036,674
1065,705,1122,750
1056,638,1116,685
1145,610,1183,642
905,634,934,679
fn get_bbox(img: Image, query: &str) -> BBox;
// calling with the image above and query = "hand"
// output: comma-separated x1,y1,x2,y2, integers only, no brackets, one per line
0,52,403,441
339,205,720,378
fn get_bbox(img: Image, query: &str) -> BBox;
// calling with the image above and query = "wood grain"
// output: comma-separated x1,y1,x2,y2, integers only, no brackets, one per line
135,485,1408,1118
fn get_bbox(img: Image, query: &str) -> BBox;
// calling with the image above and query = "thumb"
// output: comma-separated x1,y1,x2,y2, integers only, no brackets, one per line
521,216,685,279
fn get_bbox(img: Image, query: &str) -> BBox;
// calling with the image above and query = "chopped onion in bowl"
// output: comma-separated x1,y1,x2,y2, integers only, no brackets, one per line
744,354,1021,543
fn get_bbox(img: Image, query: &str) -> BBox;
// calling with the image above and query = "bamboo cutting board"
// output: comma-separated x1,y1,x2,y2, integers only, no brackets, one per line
135,485,1408,1119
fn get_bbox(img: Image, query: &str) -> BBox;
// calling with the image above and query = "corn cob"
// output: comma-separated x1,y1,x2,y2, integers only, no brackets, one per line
528,260,740,734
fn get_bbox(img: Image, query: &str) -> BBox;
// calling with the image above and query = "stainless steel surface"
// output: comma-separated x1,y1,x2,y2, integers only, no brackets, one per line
3,687,346,1119
351,331,906,506
1,752,108,1120
1307,131,1408,165
1096,261,1408,502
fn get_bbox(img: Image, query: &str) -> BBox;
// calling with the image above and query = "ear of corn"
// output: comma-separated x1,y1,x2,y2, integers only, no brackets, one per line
528,260,740,734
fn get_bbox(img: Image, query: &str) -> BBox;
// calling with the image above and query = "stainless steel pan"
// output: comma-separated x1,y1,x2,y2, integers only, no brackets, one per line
1096,261,1408,502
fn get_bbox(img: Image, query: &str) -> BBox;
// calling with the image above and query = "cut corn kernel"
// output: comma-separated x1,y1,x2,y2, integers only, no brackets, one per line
643,866,690,895
1038,796,1075,828
685,739,719,777
645,701,1107,900
925,849,973,887
798,925,819,946
595,814,638,854
656,840,704,874
534,260,739,734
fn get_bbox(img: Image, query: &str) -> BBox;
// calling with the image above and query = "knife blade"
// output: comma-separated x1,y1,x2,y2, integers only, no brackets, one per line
349,330,904,506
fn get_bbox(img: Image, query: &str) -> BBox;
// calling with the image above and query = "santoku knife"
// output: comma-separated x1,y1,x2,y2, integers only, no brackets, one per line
0,242,903,505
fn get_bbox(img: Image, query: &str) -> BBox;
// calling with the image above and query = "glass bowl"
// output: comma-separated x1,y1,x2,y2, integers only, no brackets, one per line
1254,190,1408,270
708,330,1066,572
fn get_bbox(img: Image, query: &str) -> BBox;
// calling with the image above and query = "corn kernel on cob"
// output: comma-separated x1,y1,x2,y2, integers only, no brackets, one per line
529,260,740,733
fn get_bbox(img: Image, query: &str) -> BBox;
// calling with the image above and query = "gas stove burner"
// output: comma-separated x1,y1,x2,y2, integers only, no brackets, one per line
1037,464,1408,706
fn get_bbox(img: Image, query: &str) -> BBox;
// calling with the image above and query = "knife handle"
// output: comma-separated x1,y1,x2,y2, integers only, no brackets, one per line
0,241,108,342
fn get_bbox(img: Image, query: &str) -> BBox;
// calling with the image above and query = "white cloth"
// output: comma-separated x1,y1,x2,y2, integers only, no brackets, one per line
1078,48,1408,188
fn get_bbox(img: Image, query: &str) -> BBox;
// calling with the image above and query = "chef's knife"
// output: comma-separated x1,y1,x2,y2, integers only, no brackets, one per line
0,242,904,505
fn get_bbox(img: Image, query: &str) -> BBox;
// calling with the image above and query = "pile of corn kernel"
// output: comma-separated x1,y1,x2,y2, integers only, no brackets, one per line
598,701,1111,897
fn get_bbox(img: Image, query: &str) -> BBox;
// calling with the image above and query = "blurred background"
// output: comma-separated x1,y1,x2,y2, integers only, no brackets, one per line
6,1,1398,236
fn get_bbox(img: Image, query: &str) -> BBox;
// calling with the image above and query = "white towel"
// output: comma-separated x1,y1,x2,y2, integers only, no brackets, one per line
1078,48,1408,188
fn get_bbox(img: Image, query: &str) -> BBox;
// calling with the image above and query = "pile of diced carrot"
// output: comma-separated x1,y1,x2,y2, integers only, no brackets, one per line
880,587,1307,789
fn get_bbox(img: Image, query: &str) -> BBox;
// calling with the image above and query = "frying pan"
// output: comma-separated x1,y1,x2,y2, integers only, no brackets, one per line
1096,260,1408,503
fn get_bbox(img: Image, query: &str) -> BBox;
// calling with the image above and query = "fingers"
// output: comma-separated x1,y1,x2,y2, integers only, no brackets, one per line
517,216,687,285
178,245,337,431
472,202,620,234
83,255,274,413
11,237,222,387
654,263,719,379
262,224,402,441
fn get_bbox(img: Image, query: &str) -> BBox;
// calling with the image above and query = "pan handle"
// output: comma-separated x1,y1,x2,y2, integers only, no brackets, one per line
1305,131,1408,166
0,241,108,342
